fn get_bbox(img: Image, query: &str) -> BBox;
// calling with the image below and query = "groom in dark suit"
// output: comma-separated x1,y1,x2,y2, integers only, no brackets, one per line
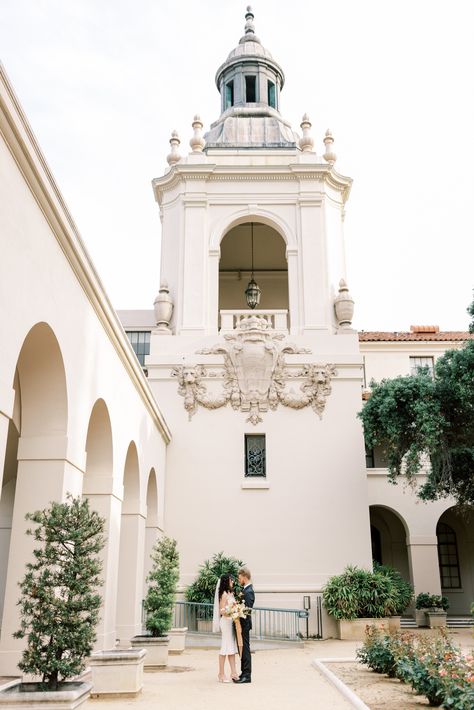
234,567,255,684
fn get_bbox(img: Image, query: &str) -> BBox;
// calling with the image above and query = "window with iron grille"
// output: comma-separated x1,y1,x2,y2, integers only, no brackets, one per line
125,331,151,367
410,356,434,377
437,522,461,589
245,434,266,477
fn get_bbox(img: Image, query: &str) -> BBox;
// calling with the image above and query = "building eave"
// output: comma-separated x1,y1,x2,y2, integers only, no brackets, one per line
0,62,171,444
152,161,353,204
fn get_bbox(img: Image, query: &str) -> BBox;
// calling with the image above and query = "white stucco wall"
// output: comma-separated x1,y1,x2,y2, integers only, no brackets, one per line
0,67,170,675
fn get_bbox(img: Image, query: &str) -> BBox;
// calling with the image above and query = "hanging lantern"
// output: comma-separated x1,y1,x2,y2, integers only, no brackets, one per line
245,277,261,309
245,222,261,309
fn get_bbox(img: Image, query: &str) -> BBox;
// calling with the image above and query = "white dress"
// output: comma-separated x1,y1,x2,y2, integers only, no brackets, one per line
219,592,238,655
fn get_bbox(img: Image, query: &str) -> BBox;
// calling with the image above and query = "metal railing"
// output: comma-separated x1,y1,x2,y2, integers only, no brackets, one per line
170,601,310,642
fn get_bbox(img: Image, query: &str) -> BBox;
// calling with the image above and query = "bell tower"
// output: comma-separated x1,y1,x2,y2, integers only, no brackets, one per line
147,8,371,632
153,6,353,338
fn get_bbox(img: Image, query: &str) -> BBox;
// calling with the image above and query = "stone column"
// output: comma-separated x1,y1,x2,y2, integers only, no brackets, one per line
286,248,300,336
0,377,15,486
0,436,83,676
207,248,220,334
116,507,147,645
83,479,123,650
0,413,9,489
407,535,442,596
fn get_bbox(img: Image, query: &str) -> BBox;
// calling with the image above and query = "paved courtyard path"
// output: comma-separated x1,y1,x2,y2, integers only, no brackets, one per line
85,644,351,710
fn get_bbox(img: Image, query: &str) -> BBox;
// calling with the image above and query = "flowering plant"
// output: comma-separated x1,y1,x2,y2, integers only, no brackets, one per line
222,600,250,621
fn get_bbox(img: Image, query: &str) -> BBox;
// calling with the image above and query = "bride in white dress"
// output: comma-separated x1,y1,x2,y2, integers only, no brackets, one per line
212,574,239,683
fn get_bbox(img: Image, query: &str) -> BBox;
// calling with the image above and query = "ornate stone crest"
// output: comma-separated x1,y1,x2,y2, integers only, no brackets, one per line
171,315,337,425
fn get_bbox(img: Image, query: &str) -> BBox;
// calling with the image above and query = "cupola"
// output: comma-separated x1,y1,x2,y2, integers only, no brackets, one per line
204,6,298,149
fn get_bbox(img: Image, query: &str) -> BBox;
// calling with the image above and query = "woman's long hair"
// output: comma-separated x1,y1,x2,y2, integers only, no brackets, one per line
218,573,233,600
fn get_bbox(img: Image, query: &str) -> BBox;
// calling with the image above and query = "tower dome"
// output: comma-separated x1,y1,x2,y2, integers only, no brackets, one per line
204,7,298,149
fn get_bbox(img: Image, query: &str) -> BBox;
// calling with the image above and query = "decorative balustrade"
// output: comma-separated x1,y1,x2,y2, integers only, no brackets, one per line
219,309,288,333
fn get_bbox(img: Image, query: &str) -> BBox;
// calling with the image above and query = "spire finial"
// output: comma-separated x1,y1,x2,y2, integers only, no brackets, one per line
167,130,181,166
240,5,260,44
245,6,255,33
323,129,337,165
299,113,314,152
189,114,206,153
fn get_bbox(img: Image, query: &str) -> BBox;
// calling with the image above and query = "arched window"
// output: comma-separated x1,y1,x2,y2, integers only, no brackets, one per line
437,522,461,589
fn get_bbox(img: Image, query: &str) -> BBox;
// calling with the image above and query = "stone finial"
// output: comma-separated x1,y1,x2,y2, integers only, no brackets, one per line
166,130,181,166
245,6,255,34
153,282,174,334
299,113,314,152
323,129,336,165
334,278,354,328
189,114,206,153
241,5,260,43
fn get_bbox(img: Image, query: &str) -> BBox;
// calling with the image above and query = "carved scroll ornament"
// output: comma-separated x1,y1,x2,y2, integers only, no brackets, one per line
171,315,337,425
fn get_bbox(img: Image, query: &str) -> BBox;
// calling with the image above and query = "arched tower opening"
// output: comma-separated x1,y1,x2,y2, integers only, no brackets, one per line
218,221,289,330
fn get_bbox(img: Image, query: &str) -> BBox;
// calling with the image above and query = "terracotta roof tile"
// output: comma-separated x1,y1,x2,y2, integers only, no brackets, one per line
358,331,474,342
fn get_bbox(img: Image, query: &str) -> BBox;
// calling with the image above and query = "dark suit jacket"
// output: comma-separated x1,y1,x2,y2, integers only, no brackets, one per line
243,584,255,630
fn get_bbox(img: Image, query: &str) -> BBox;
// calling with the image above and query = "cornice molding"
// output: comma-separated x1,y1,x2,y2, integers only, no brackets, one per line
152,161,353,204
0,64,171,444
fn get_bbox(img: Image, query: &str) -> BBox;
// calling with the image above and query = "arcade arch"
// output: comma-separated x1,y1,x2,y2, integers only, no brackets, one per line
369,505,410,583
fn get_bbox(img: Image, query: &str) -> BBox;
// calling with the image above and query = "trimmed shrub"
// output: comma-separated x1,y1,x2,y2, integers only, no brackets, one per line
144,536,180,637
322,565,398,620
374,563,413,614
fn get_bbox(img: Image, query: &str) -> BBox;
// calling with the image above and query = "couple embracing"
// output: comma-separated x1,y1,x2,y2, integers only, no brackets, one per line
212,567,255,684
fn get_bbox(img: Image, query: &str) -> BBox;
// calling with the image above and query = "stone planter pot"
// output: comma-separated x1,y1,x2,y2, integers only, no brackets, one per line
131,634,169,669
415,609,428,627
337,618,389,641
89,648,146,697
168,627,188,654
387,615,401,631
0,681,91,709
425,610,447,628
197,619,212,633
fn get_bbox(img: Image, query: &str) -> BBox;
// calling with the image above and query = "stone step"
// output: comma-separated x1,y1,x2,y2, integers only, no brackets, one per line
400,616,474,628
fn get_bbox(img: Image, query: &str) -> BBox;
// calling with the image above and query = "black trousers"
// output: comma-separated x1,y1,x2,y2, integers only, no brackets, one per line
240,619,251,677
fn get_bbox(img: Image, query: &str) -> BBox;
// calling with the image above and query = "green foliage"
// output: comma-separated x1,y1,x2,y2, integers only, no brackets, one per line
358,626,474,709
374,563,413,615
415,593,449,611
359,315,474,504
322,565,399,620
185,552,244,606
357,625,415,678
144,536,180,637
14,496,105,691
468,293,474,334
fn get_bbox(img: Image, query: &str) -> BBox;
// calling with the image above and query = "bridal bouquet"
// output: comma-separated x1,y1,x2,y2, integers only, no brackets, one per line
223,600,250,621
222,600,251,655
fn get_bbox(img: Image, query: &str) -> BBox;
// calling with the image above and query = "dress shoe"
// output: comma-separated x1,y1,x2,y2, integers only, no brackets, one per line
233,676,251,683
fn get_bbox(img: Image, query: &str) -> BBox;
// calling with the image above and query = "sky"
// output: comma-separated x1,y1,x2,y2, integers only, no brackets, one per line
1,0,473,331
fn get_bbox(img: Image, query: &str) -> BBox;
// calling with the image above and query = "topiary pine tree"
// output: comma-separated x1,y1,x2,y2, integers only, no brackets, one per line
13,495,105,691
144,536,180,637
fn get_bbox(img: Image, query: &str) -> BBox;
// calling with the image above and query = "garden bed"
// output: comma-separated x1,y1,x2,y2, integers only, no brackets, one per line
327,661,431,709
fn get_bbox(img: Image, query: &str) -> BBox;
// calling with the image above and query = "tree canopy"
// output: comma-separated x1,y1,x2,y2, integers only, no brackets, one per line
359,297,474,505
